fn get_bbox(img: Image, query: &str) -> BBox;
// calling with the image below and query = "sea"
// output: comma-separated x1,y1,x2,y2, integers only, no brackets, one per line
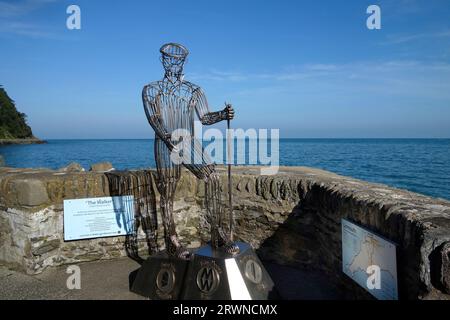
1,139,449,201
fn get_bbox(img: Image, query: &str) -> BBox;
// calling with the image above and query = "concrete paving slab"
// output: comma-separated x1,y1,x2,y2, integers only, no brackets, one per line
0,258,340,300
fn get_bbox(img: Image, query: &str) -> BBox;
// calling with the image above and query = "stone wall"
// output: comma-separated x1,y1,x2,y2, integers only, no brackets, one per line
0,165,449,300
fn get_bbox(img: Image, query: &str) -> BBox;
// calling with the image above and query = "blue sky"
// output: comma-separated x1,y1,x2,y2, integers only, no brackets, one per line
1,0,450,138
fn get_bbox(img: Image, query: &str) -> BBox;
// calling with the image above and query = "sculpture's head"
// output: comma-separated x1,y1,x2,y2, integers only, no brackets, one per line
160,43,189,78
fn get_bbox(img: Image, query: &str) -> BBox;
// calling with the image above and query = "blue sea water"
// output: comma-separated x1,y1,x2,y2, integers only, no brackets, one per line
1,139,449,201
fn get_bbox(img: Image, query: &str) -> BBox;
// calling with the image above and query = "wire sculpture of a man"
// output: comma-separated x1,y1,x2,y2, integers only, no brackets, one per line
142,43,239,259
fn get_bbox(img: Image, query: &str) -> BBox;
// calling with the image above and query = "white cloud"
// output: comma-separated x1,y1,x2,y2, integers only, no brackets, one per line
304,64,338,71
191,60,450,84
190,70,250,82
0,21,54,38
0,0,56,17
381,30,450,45
190,60,450,103
0,0,57,38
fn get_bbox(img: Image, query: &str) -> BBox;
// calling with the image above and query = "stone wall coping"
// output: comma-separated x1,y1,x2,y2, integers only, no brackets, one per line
1,165,450,210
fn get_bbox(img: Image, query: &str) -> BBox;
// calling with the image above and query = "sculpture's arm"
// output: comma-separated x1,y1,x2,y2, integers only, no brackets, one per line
193,88,234,125
142,86,174,150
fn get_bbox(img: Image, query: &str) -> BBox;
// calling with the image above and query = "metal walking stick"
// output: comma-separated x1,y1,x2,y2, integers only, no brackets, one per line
227,106,233,242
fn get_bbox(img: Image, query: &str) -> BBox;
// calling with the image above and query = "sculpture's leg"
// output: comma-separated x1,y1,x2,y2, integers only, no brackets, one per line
181,137,239,255
205,168,240,255
155,138,191,260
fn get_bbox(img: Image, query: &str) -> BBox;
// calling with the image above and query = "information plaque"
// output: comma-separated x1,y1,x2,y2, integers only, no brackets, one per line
342,218,398,300
64,196,134,241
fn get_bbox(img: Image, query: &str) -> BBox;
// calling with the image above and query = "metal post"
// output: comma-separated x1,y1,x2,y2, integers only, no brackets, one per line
227,117,233,241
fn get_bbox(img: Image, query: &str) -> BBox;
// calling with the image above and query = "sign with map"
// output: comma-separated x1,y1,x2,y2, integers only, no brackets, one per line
64,196,134,241
341,218,398,300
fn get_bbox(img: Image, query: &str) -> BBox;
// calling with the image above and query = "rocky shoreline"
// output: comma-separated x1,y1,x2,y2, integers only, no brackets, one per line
0,138,47,145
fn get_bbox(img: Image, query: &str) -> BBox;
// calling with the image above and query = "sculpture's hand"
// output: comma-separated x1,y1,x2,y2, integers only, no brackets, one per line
163,133,181,154
163,133,174,150
171,143,180,155
223,103,235,120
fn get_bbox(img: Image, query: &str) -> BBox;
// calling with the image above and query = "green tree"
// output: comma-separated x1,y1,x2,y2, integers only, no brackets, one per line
0,86,33,139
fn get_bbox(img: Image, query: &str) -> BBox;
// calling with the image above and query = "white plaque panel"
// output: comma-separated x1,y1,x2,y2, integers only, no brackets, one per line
342,218,398,300
64,196,134,241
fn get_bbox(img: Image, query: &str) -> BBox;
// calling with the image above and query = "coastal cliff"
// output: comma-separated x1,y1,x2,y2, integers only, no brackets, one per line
0,87,44,144
0,165,449,300
0,138,47,145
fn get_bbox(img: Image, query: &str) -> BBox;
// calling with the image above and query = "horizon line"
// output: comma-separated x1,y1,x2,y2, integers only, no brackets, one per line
37,137,450,140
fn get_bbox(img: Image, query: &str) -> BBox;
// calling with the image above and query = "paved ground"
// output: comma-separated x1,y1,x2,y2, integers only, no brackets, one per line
0,258,144,300
265,263,341,300
0,258,340,300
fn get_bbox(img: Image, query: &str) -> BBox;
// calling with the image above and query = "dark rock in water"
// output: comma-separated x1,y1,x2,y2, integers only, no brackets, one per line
0,155,5,167
59,162,85,172
0,138,47,145
90,162,113,172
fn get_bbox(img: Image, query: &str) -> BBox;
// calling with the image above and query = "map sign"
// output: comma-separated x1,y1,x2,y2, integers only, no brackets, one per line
64,196,134,241
342,218,398,300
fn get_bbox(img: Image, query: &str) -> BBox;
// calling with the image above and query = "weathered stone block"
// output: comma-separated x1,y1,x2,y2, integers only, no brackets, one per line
13,179,49,207
31,238,60,256
89,162,113,172
58,162,85,172
431,241,450,294
442,243,450,293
